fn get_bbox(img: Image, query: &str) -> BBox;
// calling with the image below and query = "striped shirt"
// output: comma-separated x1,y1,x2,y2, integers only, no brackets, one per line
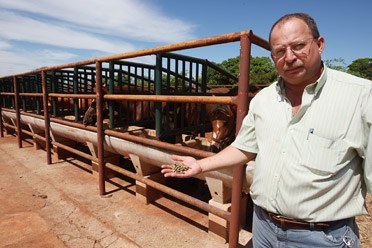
232,66,372,222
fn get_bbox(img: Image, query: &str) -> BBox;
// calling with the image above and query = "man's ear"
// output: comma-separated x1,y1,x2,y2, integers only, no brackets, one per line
317,36,325,54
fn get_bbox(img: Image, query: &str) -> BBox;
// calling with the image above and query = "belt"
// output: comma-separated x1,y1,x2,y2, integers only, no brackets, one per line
264,209,332,229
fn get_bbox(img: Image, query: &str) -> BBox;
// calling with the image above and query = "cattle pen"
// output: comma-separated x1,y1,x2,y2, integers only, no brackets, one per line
0,30,270,248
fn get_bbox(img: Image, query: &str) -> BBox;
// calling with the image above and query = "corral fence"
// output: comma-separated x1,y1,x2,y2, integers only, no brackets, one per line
0,30,270,248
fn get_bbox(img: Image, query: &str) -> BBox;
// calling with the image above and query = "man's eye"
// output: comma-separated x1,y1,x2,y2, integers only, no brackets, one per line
274,49,285,57
292,43,306,51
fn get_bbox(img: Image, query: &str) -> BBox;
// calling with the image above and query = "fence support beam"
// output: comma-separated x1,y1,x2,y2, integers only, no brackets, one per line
13,76,22,148
95,61,106,195
229,32,252,248
42,71,52,164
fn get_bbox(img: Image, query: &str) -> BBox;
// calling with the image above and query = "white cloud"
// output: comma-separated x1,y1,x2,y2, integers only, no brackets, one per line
0,0,195,43
0,10,136,54
38,49,77,61
0,0,196,76
0,40,11,49
0,49,78,75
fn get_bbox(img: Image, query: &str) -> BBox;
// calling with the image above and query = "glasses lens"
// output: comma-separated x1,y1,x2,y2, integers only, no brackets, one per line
272,38,314,60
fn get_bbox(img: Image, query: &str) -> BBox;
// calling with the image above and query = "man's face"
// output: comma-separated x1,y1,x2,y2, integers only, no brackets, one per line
270,18,324,87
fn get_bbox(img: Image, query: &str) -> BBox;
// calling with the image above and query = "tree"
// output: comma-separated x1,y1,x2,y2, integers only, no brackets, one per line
249,56,278,84
324,58,347,72
347,58,372,80
207,57,240,85
207,56,278,86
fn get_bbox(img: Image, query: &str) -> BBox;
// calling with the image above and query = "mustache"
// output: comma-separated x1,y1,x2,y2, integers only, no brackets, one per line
283,61,303,71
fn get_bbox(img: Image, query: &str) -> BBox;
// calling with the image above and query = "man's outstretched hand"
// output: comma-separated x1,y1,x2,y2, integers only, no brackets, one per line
161,155,202,178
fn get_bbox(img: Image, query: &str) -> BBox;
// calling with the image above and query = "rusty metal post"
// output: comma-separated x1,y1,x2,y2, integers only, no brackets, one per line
51,71,58,117
109,61,115,129
95,61,106,195
155,54,162,138
73,67,79,122
13,76,22,148
42,71,52,164
0,80,3,138
229,33,252,248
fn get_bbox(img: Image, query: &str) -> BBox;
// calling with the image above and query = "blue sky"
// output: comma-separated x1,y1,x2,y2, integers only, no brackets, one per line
0,0,371,76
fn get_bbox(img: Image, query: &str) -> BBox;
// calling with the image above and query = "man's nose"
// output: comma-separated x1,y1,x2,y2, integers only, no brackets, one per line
284,47,297,62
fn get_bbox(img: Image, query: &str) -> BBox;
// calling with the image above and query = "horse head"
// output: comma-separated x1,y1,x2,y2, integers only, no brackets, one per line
82,100,97,126
208,104,236,153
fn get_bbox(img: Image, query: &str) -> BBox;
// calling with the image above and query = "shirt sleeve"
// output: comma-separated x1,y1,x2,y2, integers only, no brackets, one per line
231,108,259,153
363,87,372,193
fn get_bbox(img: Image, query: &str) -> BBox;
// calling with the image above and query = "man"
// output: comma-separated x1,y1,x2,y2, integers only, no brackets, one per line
161,13,372,247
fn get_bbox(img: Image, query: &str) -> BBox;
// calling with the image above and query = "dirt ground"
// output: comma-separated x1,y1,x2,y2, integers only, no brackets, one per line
0,133,371,248
0,134,253,248
356,193,372,247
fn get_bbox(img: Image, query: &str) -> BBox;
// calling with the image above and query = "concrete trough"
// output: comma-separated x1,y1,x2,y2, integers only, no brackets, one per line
2,109,254,241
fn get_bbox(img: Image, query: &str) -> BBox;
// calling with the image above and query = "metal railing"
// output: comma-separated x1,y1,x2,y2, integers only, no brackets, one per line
0,30,270,248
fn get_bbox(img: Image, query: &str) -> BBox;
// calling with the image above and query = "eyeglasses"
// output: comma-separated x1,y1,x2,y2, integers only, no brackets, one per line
271,37,316,61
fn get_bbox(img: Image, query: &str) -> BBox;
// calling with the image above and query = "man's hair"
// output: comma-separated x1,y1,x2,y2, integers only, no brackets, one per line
269,13,320,44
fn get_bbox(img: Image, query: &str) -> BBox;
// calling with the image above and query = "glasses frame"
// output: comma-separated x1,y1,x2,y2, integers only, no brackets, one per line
271,37,316,61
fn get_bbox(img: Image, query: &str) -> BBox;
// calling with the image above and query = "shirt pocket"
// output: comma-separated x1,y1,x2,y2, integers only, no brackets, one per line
301,133,345,176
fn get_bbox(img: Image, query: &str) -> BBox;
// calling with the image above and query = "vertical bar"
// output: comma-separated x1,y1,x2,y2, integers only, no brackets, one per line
175,59,179,90
189,61,193,93
229,33,251,248
73,67,79,122
166,57,171,90
0,79,3,138
96,61,106,195
109,61,115,129
51,71,58,117
20,77,27,111
42,71,52,164
195,62,200,93
200,62,208,136
84,68,88,110
35,75,41,115
155,54,162,138
182,60,186,92
134,66,138,89
13,76,22,148
10,79,15,108
141,67,146,92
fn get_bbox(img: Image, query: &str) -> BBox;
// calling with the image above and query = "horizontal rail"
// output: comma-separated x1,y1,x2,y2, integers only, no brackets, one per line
105,162,231,221
104,129,214,159
19,93,43,97
1,106,221,159
24,92,236,105
3,122,15,130
20,111,45,119
43,113,216,159
52,140,99,163
104,94,235,105
0,92,15,96
3,120,96,162
48,93,96,99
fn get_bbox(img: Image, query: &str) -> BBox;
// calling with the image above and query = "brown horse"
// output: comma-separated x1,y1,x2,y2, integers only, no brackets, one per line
207,104,236,152
83,85,155,127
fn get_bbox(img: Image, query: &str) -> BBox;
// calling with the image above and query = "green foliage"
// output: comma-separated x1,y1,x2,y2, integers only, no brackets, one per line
207,56,278,86
347,58,372,80
249,56,278,84
324,58,347,72
325,57,372,80
207,57,239,85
